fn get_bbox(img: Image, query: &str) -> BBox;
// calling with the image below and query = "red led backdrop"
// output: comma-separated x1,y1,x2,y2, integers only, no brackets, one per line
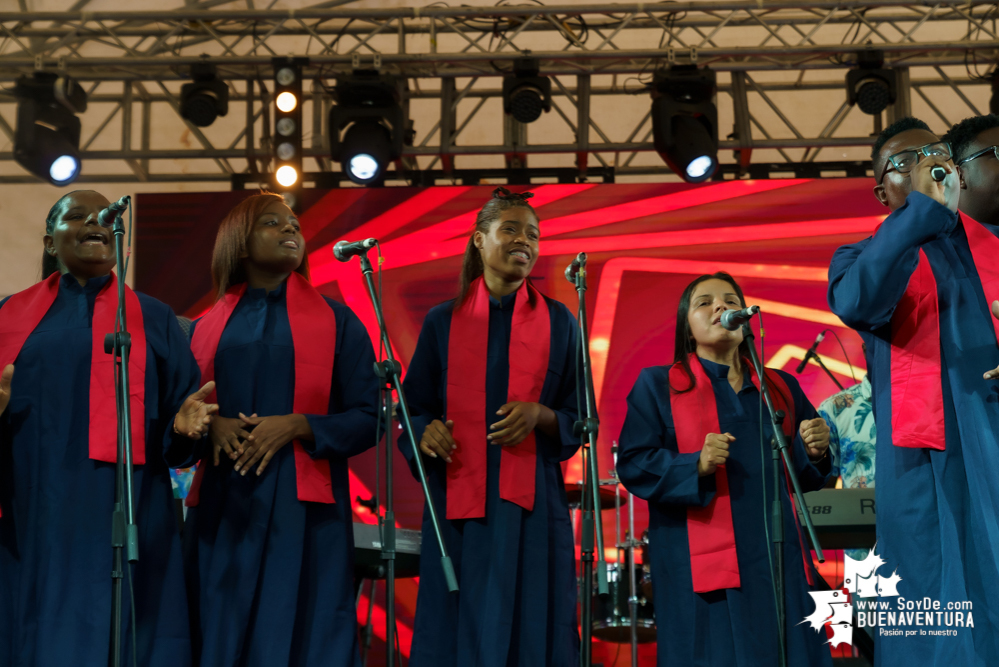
137,181,885,666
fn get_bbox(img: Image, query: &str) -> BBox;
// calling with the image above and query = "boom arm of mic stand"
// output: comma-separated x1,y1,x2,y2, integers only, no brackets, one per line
574,267,608,595
356,253,458,593
811,353,845,392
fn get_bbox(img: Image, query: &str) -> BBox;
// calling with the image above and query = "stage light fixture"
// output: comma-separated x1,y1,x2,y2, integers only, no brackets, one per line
272,57,307,205
276,92,298,113
846,50,898,115
180,61,228,127
13,71,87,186
329,70,407,186
502,58,551,124
651,66,718,184
276,165,299,187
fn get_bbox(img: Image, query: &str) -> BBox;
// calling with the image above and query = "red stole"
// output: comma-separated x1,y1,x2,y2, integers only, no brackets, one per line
888,214,999,450
0,273,146,517
669,354,810,593
445,277,551,520
185,272,336,507
0,272,146,464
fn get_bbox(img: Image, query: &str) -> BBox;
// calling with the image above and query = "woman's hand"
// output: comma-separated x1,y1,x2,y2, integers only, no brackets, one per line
488,401,544,446
697,432,734,477
0,365,12,415
209,416,251,466
420,419,455,463
233,412,312,476
174,381,219,439
800,417,831,461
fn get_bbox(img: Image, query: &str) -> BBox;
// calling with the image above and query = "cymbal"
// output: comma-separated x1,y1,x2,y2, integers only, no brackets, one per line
566,481,627,509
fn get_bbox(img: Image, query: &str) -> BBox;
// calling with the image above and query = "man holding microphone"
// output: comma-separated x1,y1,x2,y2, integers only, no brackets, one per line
828,117,999,666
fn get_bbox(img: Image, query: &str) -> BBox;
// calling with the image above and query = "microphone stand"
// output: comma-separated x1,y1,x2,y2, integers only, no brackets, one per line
351,248,458,667
802,350,845,392
741,321,825,667
567,253,608,667
103,197,139,667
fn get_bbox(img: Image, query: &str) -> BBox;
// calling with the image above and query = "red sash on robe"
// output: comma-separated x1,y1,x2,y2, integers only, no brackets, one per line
669,354,813,593
0,272,147,517
185,272,336,507
888,214,999,450
445,276,551,520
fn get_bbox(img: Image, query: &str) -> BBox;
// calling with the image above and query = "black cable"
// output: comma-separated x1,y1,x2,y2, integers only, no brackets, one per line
127,562,138,667
824,329,857,383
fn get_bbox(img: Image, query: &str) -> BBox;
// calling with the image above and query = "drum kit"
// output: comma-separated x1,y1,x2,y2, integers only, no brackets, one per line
566,444,655,664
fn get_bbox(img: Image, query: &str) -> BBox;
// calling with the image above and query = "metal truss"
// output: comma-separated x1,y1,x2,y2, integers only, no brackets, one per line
0,1,996,184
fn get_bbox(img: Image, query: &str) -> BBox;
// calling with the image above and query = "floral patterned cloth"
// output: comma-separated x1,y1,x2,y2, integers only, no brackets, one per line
817,375,875,490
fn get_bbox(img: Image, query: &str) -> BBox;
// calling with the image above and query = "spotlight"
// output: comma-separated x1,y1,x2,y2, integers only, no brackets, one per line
846,50,898,116
272,57,307,205
502,58,551,124
13,72,87,186
329,70,407,186
276,92,298,113
276,165,299,187
651,66,718,184
180,61,228,127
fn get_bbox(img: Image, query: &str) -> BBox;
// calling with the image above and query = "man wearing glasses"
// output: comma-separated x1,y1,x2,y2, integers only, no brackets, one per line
828,117,999,667
943,114,999,228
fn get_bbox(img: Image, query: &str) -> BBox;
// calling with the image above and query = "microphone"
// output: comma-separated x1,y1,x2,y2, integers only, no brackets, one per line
333,238,377,262
98,195,130,227
720,305,759,331
796,330,827,374
931,166,947,182
564,252,587,282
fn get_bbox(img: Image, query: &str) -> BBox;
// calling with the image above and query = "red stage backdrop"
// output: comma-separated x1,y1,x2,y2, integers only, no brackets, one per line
137,181,884,666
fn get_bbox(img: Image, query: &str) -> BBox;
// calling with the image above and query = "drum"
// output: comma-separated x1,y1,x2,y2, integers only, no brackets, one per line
591,563,656,643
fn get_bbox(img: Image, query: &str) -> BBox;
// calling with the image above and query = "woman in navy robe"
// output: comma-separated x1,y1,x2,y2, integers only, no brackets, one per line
0,190,217,667
399,188,581,667
182,193,379,667
617,272,834,667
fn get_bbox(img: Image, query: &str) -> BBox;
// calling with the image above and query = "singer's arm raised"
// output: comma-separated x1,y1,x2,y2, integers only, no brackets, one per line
828,192,958,331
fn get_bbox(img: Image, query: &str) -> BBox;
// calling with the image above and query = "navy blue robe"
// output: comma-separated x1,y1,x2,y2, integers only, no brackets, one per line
828,192,999,666
183,284,378,667
399,291,581,667
617,357,833,667
0,273,202,667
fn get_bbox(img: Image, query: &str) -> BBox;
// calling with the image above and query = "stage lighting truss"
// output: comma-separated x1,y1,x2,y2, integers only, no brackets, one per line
3,3,999,184
651,66,719,184
272,56,307,202
328,71,407,185
502,58,552,124
180,61,228,128
13,72,87,186
846,50,898,116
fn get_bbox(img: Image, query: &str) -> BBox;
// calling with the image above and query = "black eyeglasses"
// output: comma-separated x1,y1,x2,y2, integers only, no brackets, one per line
879,141,952,183
957,145,999,166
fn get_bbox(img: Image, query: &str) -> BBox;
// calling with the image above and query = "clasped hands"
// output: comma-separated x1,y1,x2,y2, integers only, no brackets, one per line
209,412,312,476
418,401,543,462
696,417,831,477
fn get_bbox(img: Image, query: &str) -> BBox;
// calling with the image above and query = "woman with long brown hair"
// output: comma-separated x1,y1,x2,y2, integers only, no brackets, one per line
617,272,833,667
182,192,378,667
399,188,581,666
0,189,216,667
